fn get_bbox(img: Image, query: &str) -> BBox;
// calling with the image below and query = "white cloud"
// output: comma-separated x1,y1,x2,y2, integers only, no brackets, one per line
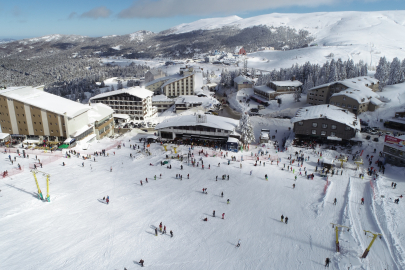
80,6,112,19
118,0,337,18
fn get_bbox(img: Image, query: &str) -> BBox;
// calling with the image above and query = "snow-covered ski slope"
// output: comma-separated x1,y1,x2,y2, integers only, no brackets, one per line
0,123,404,269
169,11,405,69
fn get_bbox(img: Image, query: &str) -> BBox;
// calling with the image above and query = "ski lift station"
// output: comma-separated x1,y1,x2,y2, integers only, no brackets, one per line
155,114,240,148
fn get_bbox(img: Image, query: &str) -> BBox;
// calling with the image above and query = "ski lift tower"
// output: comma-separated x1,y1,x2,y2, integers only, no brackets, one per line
354,155,363,170
337,155,348,168
32,169,51,202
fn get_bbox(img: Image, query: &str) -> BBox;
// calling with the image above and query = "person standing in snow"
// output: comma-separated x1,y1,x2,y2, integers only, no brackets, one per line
333,198,337,205
155,228,158,236
222,213,225,219
213,210,215,217
236,239,241,247
140,180,143,186
325,257,330,267
139,259,144,267
163,225,166,234
106,196,109,205
285,217,288,224
250,170,252,175
110,167,112,172
159,222,162,232
227,199,230,204
170,230,173,238
281,215,284,222
361,198,364,205
221,192,223,197
146,178,148,183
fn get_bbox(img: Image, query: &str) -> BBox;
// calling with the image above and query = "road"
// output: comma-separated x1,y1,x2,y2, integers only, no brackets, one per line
214,92,241,120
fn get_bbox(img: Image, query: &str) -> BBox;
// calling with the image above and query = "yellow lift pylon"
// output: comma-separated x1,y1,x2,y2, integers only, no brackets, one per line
32,170,51,202
331,223,351,252
362,230,382,258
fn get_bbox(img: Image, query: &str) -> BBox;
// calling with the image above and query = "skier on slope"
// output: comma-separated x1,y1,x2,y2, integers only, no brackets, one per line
221,192,223,197
236,239,241,247
361,198,364,205
281,215,284,222
213,210,215,217
170,230,173,237
227,199,230,204
163,225,166,234
325,257,330,267
333,198,337,205
222,213,225,219
159,222,162,232
140,180,143,186
285,217,288,224
155,228,158,236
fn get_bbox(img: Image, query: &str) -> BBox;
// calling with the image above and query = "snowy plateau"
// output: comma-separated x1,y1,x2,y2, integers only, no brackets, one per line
1,10,405,270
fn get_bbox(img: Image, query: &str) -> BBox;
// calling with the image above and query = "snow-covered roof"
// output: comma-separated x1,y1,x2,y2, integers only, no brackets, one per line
113,114,130,119
90,87,153,100
331,87,380,104
206,83,218,88
327,136,342,141
309,76,379,92
70,124,94,138
0,133,10,140
88,103,114,124
234,75,253,85
175,96,210,105
291,105,360,130
370,97,383,106
0,86,90,118
270,80,302,87
161,74,194,88
227,137,240,143
144,75,177,87
155,114,239,132
254,85,275,94
152,95,173,102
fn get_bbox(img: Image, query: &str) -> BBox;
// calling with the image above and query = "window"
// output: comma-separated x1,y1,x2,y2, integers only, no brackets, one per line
331,125,337,130
336,103,340,106
298,121,303,126
343,97,346,100
345,126,351,131
330,132,336,136
312,130,317,135
347,105,352,108
322,124,328,128
312,122,318,127
321,131,326,136
342,104,346,108
51,130,53,133
353,106,357,109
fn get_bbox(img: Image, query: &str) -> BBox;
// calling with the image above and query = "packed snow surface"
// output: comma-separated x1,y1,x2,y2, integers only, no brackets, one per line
0,117,404,269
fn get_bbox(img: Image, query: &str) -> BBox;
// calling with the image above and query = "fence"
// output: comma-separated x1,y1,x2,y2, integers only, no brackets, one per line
323,178,330,194
1,148,61,157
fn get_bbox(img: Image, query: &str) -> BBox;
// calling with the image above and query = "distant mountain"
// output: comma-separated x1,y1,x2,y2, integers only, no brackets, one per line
1,10,404,60
0,38,16,44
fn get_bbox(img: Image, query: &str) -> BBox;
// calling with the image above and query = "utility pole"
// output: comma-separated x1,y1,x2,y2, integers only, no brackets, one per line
362,230,382,258
331,223,350,252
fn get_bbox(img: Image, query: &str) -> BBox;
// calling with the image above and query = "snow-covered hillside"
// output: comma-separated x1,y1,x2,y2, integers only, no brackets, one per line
169,11,405,68
0,118,404,269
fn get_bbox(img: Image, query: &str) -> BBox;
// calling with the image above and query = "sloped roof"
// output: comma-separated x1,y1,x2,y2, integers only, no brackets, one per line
291,105,360,130
156,114,239,131
88,103,114,123
90,87,153,100
271,80,302,87
234,75,253,85
0,86,90,118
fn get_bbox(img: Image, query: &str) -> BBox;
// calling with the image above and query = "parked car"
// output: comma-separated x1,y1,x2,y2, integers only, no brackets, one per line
372,127,380,131
369,130,378,135
373,138,379,142
366,135,371,140
385,132,391,135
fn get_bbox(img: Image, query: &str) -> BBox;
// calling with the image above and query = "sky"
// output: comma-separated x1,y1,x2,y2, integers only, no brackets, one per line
0,0,404,39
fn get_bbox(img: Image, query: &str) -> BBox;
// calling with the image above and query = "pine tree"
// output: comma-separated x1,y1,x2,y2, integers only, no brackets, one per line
375,57,390,91
328,59,338,83
239,112,255,145
388,57,401,85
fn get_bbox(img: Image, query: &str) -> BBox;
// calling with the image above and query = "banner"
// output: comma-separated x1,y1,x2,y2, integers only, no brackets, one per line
384,135,405,147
